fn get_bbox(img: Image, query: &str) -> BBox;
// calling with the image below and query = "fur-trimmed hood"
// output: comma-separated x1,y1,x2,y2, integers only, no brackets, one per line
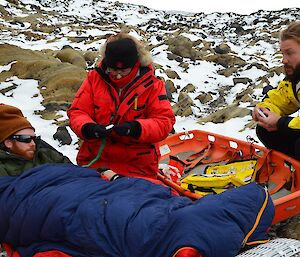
99,33,153,67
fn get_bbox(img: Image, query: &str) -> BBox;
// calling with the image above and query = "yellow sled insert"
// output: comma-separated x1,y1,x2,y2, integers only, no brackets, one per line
180,160,257,195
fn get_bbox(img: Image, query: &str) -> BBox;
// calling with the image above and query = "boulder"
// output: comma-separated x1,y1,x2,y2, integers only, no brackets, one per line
172,92,194,117
53,126,72,145
0,44,56,67
165,69,181,79
271,215,300,240
195,92,213,104
165,79,177,93
167,35,198,59
181,83,196,93
198,105,251,124
233,88,254,104
83,51,99,66
55,47,87,69
205,53,246,68
215,43,231,54
218,67,238,77
0,44,87,112
233,77,252,85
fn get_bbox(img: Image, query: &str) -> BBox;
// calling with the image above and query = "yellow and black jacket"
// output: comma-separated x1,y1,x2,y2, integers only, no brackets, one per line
257,79,300,130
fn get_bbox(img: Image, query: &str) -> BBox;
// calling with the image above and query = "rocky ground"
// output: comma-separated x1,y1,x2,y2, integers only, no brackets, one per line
1,0,299,127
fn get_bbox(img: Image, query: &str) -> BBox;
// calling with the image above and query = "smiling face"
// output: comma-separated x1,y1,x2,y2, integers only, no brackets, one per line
4,128,36,160
280,39,300,77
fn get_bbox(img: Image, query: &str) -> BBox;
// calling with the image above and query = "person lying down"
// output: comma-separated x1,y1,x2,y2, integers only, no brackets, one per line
0,163,274,257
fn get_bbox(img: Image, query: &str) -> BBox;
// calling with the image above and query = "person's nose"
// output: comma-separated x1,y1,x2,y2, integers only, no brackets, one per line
282,54,288,64
29,139,36,146
115,73,123,79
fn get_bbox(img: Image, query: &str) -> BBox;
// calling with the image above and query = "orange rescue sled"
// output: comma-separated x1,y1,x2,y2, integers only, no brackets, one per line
158,129,300,224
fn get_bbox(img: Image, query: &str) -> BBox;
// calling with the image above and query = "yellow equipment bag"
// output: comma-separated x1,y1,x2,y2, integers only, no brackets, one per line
180,160,257,196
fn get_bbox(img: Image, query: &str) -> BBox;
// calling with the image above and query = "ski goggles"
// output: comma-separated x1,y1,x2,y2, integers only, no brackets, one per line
10,135,36,143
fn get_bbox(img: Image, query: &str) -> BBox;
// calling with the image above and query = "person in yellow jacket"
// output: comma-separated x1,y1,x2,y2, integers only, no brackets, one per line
252,21,300,160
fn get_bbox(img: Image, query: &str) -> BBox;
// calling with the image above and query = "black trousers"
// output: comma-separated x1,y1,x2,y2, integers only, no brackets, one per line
256,125,300,161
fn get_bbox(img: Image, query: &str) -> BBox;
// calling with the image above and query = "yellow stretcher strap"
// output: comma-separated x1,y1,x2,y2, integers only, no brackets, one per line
180,182,228,196
180,160,257,195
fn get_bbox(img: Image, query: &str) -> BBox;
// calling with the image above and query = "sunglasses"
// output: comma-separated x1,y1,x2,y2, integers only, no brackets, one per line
10,135,37,143
107,67,132,75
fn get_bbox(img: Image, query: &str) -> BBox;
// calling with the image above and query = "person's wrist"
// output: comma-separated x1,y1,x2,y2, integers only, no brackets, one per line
277,116,292,131
110,174,124,181
100,169,117,180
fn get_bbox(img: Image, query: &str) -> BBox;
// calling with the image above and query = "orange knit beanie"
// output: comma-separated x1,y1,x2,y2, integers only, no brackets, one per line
0,104,34,143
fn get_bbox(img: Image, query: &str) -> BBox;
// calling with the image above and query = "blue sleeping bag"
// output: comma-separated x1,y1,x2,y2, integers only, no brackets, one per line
0,164,274,257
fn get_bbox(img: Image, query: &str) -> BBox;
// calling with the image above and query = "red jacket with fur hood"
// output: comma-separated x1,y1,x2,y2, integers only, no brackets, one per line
67,62,175,178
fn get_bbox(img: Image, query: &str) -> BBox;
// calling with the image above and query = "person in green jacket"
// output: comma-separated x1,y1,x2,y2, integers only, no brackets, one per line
252,21,300,160
0,104,71,177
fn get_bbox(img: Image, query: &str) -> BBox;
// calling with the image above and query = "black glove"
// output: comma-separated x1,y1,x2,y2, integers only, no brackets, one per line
82,123,112,139
113,121,141,138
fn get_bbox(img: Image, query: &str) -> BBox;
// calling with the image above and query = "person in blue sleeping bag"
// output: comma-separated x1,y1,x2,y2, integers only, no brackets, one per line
0,104,275,257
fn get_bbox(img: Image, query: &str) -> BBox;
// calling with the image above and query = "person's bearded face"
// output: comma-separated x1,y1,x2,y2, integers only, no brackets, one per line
284,64,295,77
280,39,300,80
4,128,36,161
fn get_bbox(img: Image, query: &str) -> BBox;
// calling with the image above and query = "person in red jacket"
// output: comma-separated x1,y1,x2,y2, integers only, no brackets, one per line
68,33,175,179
